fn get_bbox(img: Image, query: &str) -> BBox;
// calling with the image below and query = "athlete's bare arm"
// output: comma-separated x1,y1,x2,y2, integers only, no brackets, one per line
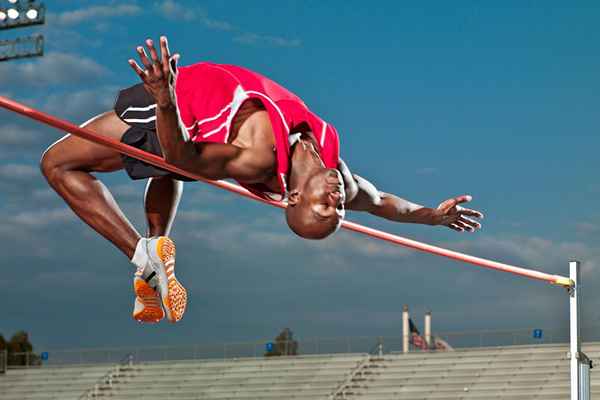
128,37,272,183
339,161,483,232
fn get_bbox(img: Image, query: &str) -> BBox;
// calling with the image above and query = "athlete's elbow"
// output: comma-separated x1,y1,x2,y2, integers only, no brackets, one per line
172,158,221,180
164,153,181,166
165,147,195,169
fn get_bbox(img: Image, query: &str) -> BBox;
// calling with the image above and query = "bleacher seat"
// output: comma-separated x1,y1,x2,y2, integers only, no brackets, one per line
0,343,598,400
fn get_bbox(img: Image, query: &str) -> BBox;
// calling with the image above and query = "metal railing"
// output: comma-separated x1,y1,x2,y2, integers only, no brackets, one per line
329,354,371,400
7,326,599,368
79,354,134,399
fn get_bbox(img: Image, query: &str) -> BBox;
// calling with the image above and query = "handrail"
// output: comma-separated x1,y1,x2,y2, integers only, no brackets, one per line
329,354,371,400
368,338,384,357
78,353,134,400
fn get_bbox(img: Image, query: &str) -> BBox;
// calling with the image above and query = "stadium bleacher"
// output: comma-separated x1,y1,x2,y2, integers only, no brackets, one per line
334,343,600,400
0,343,597,400
0,364,118,400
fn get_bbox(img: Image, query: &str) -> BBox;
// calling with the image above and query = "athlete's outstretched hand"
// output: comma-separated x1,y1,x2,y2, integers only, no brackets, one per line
128,36,179,108
432,195,484,232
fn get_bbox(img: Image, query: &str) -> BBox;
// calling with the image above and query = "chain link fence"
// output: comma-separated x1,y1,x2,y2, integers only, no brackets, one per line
7,326,599,369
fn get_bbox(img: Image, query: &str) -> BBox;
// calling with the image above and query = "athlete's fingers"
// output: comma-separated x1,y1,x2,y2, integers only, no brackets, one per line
455,220,475,233
448,223,464,232
137,46,153,71
453,195,473,205
145,39,163,77
160,36,171,76
457,206,484,219
437,195,470,213
458,215,482,230
128,59,147,81
146,39,159,63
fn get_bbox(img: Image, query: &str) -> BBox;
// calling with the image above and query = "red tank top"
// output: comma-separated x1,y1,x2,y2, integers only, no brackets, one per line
170,62,340,201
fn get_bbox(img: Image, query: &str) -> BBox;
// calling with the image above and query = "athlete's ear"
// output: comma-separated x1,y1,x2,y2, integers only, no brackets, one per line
287,189,300,206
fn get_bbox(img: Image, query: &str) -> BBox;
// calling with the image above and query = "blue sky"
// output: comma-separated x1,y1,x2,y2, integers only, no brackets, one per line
0,1,599,350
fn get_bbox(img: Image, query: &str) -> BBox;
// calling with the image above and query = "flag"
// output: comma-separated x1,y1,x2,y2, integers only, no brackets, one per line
409,318,428,350
433,336,454,352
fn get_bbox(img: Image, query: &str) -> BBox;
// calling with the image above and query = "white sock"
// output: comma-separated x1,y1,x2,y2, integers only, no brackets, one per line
131,238,149,274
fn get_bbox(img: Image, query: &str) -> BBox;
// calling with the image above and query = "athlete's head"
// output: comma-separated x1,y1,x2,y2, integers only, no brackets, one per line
286,136,346,239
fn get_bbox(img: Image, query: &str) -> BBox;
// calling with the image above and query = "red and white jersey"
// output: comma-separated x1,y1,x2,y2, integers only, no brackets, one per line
170,62,340,201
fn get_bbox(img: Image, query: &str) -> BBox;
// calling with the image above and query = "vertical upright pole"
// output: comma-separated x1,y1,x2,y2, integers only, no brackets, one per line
402,305,409,354
425,311,432,349
569,261,581,400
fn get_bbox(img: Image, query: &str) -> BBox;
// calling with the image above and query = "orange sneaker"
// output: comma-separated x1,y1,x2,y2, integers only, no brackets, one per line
132,277,164,323
148,237,187,323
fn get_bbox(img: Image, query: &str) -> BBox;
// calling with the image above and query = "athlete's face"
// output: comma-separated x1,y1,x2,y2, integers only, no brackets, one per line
304,168,346,222
285,168,346,239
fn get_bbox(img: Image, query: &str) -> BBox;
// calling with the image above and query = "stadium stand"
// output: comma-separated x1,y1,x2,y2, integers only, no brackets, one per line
0,364,119,399
0,343,597,399
333,343,600,399
99,353,367,399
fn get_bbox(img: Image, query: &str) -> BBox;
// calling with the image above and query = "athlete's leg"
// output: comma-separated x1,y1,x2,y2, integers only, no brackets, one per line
40,111,140,259
136,177,185,323
144,177,183,237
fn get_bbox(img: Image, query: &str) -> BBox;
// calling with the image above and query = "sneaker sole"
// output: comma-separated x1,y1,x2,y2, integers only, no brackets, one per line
133,278,165,323
156,237,187,323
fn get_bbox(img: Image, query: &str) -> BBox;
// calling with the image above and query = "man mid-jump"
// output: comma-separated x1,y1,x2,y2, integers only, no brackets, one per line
40,37,483,324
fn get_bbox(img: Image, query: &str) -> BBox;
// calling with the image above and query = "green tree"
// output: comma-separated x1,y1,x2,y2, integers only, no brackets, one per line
265,328,298,357
7,331,40,366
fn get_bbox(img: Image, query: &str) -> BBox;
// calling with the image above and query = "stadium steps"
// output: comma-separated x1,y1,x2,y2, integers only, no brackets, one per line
0,364,117,400
88,353,367,399
1,343,599,399
336,343,600,400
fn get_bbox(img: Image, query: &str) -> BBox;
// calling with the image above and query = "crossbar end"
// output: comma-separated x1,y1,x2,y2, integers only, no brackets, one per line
553,275,574,288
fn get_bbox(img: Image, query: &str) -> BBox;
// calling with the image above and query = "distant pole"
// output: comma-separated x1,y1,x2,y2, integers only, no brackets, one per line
402,305,409,354
425,311,432,348
569,261,584,400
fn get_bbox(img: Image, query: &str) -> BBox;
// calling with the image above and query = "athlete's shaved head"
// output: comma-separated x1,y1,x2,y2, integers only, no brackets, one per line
285,133,346,239
286,167,345,240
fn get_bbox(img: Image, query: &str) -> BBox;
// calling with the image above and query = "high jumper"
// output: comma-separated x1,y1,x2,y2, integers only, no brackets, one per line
37,36,483,324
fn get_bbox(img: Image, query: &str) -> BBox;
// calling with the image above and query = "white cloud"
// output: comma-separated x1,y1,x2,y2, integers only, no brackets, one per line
40,85,120,121
10,208,75,228
155,0,198,22
0,124,41,145
32,188,57,199
178,211,216,222
445,235,599,279
233,33,302,48
576,221,600,235
315,231,413,259
49,5,142,26
153,1,299,47
155,0,233,30
0,163,38,180
0,53,109,88
186,185,234,204
111,184,141,200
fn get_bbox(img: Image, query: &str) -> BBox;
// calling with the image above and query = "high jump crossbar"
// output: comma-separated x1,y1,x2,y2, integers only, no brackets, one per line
0,95,571,288
0,95,589,399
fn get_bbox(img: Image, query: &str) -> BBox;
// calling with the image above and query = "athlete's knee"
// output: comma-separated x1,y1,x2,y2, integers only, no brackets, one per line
39,140,68,183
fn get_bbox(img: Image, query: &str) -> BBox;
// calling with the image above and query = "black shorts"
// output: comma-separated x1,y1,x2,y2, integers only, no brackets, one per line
114,83,194,181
